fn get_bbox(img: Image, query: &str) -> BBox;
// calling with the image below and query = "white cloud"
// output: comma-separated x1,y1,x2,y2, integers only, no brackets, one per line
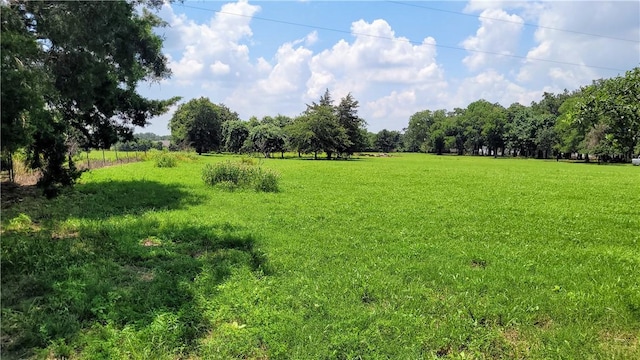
137,1,638,136
461,8,524,71
516,1,639,90
158,0,261,85
303,19,447,130
210,61,231,75
224,37,314,118
452,69,541,108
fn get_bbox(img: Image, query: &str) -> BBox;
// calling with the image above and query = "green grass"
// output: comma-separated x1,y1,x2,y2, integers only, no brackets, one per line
2,154,639,359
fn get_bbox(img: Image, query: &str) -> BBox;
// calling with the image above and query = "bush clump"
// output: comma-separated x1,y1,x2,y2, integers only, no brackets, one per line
202,161,279,192
154,153,178,168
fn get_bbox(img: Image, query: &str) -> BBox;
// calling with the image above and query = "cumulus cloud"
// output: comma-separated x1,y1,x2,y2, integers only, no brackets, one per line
304,19,447,129
461,8,524,71
158,0,261,85
517,1,639,90
451,69,542,108
464,1,639,91
138,0,638,136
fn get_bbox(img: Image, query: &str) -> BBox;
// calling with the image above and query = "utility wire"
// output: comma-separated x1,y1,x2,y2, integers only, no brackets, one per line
176,3,632,73
386,1,640,44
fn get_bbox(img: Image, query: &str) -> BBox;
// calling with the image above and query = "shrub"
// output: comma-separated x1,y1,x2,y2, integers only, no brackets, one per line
238,157,257,166
254,169,280,192
154,153,178,168
202,161,279,192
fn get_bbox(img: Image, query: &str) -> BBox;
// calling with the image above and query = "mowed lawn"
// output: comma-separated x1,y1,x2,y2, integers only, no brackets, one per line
2,154,639,359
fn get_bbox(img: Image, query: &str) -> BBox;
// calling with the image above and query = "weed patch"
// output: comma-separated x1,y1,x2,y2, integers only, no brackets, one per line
202,160,280,192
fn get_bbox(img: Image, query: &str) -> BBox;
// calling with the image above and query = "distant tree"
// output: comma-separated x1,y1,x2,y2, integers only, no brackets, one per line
170,98,238,155
261,114,293,128
424,110,449,154
246,124,286,158
303,106,349,159
375,129,402,153
222,120,250,153
135,132,170,141
336,93,368,157
463,100,505,156
444,108,467,155
284,119,313,157
404,110,435,152
296,89,350,159
505,103,536,157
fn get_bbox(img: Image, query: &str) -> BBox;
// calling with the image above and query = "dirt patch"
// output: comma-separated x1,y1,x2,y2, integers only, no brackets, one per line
533,314,553,330
600,330,639,356
141,237,162,247
470,258,487,268
1,182,41,210
51,230,80,240
124,265,155,282
502,327,534,359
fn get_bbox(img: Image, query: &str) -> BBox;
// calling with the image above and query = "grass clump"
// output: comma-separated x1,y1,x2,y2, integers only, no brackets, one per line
253,168,279,192
201,161,279,192
154,152,178,168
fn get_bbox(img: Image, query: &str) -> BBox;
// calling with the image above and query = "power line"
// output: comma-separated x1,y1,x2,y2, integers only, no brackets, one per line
175,3,632,73
386,1,640,44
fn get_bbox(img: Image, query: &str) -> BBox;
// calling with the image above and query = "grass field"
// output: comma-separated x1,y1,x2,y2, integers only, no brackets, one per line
2,153,639,359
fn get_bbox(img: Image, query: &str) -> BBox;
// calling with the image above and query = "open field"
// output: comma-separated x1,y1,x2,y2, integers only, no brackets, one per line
2,154,639,359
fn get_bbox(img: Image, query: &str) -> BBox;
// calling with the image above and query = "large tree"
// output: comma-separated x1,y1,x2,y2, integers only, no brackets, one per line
290,89,350,160
170,98,238,154
246,124,286,158
1,1,178,193
336,93,367,158
558,68,639,161
222,120,250,153
374,129,402,153
404,110,435,152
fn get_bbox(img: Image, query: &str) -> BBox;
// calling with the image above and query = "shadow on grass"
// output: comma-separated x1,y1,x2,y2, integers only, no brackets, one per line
2,180,203,222
1,181,269,358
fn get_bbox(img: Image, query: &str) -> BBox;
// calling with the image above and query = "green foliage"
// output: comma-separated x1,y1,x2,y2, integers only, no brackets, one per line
374,129,402,152
253,169,280,193
170,98,238,155
154,153,178,168
1,1,179,193
284,90,357,159
246,124,286,158
336,93,368,157
201,161,279,192
222,120,250,153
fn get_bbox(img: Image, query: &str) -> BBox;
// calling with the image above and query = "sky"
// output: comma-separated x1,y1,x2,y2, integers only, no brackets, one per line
137,0,640,135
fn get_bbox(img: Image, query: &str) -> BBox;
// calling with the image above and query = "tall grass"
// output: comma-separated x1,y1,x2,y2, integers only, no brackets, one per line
1,154,638,359
202,160,280,192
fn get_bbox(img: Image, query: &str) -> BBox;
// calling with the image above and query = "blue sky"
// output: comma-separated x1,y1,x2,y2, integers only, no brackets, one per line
138,1,640,135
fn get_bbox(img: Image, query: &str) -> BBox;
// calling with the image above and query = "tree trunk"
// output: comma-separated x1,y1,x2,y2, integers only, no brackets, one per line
8,152,14,183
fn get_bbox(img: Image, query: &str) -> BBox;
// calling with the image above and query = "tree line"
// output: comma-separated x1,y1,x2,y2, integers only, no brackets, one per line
404,67,639,161
169,90,401,159
169,67,639,162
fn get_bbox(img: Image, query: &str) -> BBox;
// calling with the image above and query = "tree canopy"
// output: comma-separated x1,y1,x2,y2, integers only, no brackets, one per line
1,0,178,192
169,98,238,154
